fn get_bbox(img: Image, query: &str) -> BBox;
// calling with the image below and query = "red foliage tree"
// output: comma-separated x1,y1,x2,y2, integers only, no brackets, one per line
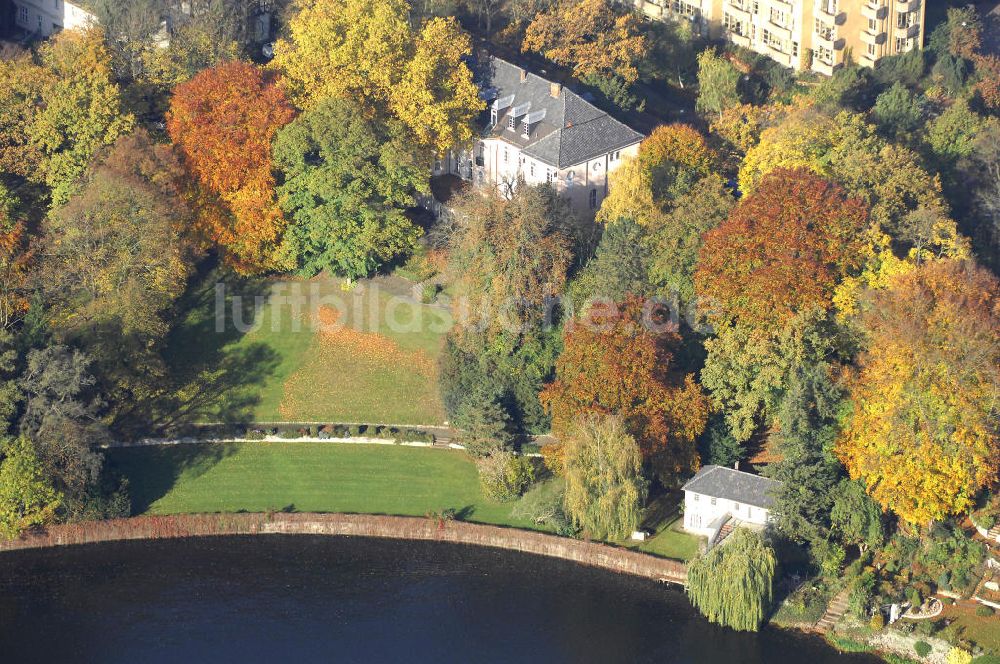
694,167,870,331
167,61,295,273
540,296,709,482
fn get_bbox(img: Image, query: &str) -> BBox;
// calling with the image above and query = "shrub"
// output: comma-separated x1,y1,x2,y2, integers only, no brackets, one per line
277,428,302,439
511,477,572,533
972,656,1000,664
821,543,847,578
947,648,973,664
938,571,952,591
245,429,266,440
975,604,994,617
476,450,534,502
347,425,361,437
908,587,923,610
869,612,885,631
914,641,932,658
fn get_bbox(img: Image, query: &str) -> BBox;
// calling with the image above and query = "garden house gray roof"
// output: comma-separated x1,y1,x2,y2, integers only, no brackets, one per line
478,57,644,169
681,465,781,509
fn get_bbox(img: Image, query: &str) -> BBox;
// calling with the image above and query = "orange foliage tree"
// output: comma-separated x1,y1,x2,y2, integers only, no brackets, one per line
167,61,296,273
695,168,871,332
837,259,1000,527
540,296,709,482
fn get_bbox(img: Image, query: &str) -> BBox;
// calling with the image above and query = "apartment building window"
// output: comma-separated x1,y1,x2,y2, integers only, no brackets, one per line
762,28,784,52
815,20,835,41
815,45,834,65
589,189,598,210
867,43,877,57
769,8,786,27
724,13,745,36
817,0,836,13
752,1,759,15
897,10,916,28
895,36,911,53
868,18,877,31
792,41,799,57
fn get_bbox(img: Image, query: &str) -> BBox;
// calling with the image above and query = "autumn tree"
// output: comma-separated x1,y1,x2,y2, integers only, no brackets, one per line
273,97,425,279
0,436,62,540
521,0,647,84
272,0,482,153
739,109,967,259
695,168,871,332
837,259,1000,527
540,296,708,481
0,45,51,178
562,414,647,540
598,124,717,226
29,29,134,205
168,61,295,273
0,185,31,331
450,185,574,342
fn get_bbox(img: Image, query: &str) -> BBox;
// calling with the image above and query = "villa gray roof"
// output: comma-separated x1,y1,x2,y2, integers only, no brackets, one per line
682,465,781,510
479,57,644,169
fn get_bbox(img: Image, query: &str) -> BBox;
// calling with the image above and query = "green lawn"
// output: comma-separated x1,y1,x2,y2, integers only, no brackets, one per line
109,442,700,562
162,267,449,426
109,443,534,528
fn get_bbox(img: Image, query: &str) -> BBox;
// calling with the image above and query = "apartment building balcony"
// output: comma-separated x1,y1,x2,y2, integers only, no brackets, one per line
770,0,794,11
813,32,843,52
725,2,751,22
861,2,887,21
894,22,920,40
812,58,837,76
860,51,879,67
900,0,921,12
860,29,886,46
814,2,845,26
638,0,665,19
729,31,752,48
766,20,793,41
765,43,793,67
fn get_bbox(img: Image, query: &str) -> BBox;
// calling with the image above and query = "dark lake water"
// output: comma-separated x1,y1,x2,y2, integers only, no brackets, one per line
0,536,880,664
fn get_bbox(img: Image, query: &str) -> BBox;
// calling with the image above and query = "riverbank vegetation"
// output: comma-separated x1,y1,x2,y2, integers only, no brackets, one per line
0,0,997,655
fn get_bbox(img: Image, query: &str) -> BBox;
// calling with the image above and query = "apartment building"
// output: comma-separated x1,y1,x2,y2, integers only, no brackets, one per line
628,0,926,75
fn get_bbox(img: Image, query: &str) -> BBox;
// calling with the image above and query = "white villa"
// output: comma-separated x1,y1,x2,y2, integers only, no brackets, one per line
433,56,645,217
11,0,96,36
682,465,781,546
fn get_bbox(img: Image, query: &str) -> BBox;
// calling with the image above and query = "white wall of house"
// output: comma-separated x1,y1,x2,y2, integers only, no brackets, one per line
433,139,639,217
683,490,771,539
13,0,96,36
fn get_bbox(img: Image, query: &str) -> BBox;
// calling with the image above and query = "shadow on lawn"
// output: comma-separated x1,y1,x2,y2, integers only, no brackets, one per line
112,262,281,438
109,443,240,514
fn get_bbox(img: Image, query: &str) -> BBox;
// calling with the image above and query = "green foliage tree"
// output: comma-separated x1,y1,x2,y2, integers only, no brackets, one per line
830,479,884,554
687,528,776,632
925,99,986,168
273,97,425,278
695,49,740,119
562,414,646,540
18,345,109,500
566,218,650,311
871,82,922,140
0,436,62,539
453,385,515,457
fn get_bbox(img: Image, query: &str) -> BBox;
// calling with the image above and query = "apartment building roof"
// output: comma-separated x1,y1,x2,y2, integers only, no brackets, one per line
480,56,644,169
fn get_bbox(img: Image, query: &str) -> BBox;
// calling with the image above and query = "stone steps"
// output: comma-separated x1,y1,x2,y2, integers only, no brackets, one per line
814,588,852,633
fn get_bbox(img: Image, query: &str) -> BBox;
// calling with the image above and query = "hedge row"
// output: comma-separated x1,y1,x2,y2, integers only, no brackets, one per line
243,425,435,444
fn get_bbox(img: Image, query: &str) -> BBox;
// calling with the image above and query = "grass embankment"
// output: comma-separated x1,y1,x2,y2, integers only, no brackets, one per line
164,270,449,426
109,443,702,561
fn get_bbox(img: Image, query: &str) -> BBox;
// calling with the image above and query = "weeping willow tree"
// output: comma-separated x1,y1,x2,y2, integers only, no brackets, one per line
562,414,647,540
686,528,776,632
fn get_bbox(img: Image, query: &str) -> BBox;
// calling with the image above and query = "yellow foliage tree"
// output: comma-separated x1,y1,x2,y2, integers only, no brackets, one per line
598,124,716,225
521,0,647,84
836,259,1000,527
272,0,482,154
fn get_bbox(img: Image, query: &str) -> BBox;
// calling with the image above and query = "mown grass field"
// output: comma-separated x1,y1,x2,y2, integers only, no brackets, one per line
109,443,533,527
163,268,449,426
109,443,701,561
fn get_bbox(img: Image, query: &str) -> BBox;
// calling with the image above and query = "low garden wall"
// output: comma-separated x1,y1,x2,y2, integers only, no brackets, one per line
0,513,687,585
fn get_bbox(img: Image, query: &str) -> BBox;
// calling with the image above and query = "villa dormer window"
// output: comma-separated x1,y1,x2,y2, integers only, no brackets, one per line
508,115,516,131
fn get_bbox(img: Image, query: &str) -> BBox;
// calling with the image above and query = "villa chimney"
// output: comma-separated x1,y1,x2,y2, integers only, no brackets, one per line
550,82,562,98
519,68,528,82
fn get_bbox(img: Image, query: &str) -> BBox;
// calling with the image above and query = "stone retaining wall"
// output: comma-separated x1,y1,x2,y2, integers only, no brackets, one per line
0,513,688,585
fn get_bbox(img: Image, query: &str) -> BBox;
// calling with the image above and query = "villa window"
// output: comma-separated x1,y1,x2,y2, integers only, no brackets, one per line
693,493,699,502
711,497,717,506
589,189,597,209
530,162,535,177
507,115,516,131
503,148,508,163
18,6,27,24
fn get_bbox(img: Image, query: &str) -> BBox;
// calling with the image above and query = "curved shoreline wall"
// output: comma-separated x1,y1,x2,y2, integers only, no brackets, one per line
0,513,688,585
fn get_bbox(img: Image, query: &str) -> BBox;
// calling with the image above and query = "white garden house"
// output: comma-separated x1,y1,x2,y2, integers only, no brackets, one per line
682,465,781,547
